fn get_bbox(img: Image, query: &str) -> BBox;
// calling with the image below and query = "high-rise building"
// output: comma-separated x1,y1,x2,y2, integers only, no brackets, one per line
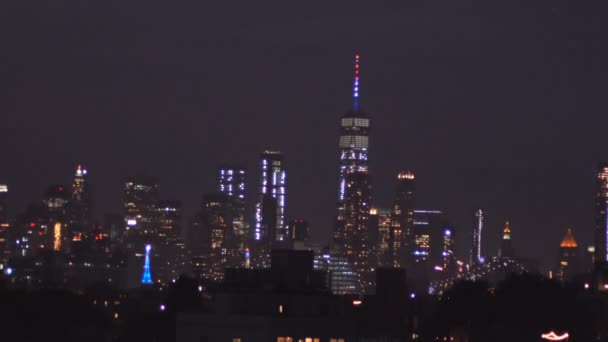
123,176,160,244
123,176,159,287
388,171,415,268
412,210,444,264
218,165,248,261
441,227,455,271
369,208,391,262
499,221,515,259
594,163,608,265
288,219,310,242
155,200,189,284
67,165,92,238
556,228,580,282
314,251,358,295
218,164,246,201
254,151,286,243
200,193,233,281
336,54,370,228
0,185,9,269
470,209,484,265
42,185,69,254
336,171,373,293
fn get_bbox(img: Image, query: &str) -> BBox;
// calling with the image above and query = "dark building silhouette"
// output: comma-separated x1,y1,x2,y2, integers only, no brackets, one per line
177,250,411,342
289,219,310,242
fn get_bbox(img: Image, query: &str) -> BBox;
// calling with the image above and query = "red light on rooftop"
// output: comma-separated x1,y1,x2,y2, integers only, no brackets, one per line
29,222,36,228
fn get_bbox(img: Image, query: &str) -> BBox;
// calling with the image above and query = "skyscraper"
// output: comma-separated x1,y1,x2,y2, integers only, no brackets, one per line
337,171,373,293
124,176,160,242
0,185,9,269
470,209,484,265
594,163,608,265
557,228,580,282
218,164,248,260
155,200,188,284
254,151,286,243
499,221,514,259
218,164,246,201
336,54,370,225
388,171,415,268
200,193,233,281
67,165,92,238
123,176,159,287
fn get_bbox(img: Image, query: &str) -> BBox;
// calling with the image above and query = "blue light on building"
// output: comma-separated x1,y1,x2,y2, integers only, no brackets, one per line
141,244,153,285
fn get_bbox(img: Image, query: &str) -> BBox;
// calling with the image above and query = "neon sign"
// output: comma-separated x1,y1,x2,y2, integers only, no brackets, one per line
541,331,569,341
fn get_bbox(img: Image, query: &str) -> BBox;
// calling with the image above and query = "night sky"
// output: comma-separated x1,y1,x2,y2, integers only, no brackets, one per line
2,0,608,270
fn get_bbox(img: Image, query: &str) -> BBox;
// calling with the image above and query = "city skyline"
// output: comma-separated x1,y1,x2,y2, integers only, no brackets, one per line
3,0,608,272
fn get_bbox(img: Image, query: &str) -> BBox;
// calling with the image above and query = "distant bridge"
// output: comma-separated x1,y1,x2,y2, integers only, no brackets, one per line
428,257,529,294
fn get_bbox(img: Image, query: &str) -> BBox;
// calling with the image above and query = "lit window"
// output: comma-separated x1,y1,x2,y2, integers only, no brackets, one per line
232,339,241,342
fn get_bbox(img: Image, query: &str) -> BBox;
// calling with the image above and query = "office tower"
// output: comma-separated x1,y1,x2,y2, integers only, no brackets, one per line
155,200,188,284
336,171,373,293
595,163,608,265
43,185,69,219
0,185,9,268
288,219,310,242
314,251,358,295
499,221,515,259
67,165,92,237
123,176,159,287
254,151,287,243
336,54,370,235
369,208,391,260
123,177,160,243
218,164,246,200
411,210,444,264
388,171,415,268
218,165,248,261
470,209,484,265
200,193,234,281
557,228,580,282
441,227,455,271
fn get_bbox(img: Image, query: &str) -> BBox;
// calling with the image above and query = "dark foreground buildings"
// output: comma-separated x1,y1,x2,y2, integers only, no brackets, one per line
177,250,411,342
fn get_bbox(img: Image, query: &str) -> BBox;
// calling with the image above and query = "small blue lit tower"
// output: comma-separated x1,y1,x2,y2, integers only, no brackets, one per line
141,244,153,285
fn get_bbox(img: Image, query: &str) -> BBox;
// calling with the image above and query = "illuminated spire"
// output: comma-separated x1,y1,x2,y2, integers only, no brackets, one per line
353,53,360,112
503,221,511,240
560,228,578,248
141,244,153,285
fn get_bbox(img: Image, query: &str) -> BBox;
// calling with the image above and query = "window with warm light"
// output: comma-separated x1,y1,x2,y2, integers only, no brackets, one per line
232,338,241,342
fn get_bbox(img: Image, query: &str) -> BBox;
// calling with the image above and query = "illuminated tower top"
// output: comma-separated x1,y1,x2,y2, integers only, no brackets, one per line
560,228,578,248
499,220,514,258
337,54,371,203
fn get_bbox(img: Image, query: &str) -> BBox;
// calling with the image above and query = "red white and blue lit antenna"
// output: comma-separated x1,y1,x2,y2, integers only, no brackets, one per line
353,53,360,112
